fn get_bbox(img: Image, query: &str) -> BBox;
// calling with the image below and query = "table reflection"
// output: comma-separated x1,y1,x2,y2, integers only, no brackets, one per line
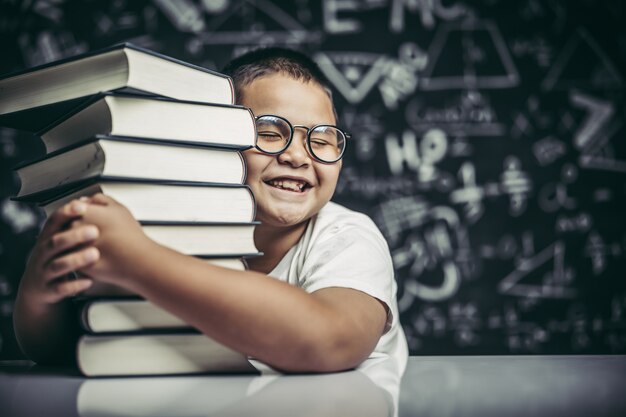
5,356,403,417
4,356,626,417
398,356,626,417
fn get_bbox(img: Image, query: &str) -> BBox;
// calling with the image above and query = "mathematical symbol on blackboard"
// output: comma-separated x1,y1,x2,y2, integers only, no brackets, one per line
532,136,566,167
498,241,577,299
378,43,425,110
499,156,532,216
584,231,609,275
390,0,468,32
555,212,592,233
384,129,448,180
538,164,578,212
449,162,484,223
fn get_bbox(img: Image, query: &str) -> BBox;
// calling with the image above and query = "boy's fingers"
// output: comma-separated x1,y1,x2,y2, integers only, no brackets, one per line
45,278,93,303
39,200,88,240
42,225,100,260
89,193,114,205
43,247,100,282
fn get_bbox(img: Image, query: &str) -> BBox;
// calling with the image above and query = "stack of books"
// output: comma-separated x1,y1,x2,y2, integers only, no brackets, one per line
1,43,260,376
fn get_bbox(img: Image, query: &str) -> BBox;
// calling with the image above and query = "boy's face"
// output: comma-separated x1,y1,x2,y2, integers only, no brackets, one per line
240,73,341,228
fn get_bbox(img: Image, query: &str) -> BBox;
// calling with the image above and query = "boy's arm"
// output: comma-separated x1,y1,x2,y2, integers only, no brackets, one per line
13,201,99,365
80,195,387,372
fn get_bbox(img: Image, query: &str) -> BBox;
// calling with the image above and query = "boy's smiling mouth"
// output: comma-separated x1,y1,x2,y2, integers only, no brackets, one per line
264,177,312,193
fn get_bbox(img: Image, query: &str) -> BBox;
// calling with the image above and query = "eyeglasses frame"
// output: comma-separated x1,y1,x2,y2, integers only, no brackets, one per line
254,114,350,164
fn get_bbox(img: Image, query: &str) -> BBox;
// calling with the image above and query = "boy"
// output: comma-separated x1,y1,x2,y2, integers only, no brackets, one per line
13,48,408,373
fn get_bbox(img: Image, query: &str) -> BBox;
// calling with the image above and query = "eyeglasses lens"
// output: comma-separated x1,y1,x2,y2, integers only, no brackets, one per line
256,116,291,153
309,126,345,163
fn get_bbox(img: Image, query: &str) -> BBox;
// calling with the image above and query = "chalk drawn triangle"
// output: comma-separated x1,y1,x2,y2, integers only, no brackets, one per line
421,20,519,90
542,28,623,91
578,121,626,173
498,241,577,299
315,52,388,104
200,0,320,44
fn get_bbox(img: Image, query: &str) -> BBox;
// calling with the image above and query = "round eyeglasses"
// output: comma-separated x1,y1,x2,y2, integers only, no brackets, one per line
254,115,349,164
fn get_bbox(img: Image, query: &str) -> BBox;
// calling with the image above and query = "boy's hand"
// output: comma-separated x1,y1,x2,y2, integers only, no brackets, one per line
20,199,99,305
76,193,156,287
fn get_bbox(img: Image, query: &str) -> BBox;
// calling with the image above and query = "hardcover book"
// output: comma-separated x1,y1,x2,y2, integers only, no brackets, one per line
0,43,234,131
15,135,247,198
81,257,249,297
142,222,259,256
79,298,192,333
36,93,255,153
77,333,257,377
30,179,256,224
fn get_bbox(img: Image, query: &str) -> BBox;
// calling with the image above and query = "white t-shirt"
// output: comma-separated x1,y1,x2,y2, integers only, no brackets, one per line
268,201,408,373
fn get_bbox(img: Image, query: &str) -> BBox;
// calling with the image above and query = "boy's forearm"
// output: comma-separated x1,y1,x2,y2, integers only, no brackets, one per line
120,243,374,372
13,290,79,366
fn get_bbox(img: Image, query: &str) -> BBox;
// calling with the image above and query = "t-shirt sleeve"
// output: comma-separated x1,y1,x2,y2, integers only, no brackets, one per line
297,213,396,333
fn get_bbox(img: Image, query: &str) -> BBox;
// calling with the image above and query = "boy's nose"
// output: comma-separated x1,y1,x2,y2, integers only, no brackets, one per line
277,127,311,167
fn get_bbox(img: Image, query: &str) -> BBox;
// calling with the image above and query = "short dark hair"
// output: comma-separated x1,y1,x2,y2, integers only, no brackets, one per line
221,47,335,107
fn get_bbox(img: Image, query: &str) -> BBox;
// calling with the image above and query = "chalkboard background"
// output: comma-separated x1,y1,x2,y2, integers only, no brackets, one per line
1,0,625,358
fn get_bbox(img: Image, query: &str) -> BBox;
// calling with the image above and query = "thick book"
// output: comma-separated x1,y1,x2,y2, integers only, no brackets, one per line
25,179,255,223
36,93,255,153
14,135,247,198
82,257,248,297
76,333,257,376
142,222,259,256
0,43,234,131
79,299,191,333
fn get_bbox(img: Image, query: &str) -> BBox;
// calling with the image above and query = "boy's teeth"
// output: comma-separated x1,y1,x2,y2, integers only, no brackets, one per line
268,179,305,191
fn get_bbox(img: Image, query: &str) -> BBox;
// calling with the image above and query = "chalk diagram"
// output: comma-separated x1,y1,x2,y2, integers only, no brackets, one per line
499,24,625,310
197,0,321,45
541,28,623,91
378,201,473,305
498,241,577,299
420,19,519,90
315,52,389,105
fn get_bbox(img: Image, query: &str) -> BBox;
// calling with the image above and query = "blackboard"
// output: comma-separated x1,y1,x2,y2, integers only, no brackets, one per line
1,0,625,358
